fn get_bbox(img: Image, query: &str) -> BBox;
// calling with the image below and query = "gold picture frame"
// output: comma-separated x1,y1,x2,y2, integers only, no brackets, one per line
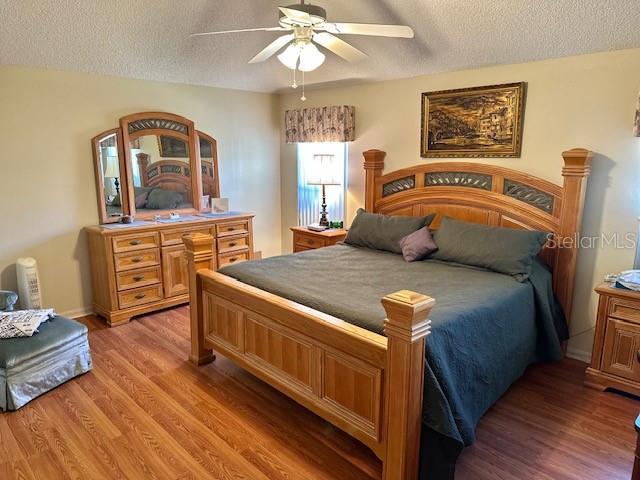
421,82,526,158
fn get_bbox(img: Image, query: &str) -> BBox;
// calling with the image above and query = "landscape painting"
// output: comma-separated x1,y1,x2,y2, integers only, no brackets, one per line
421,82,526,158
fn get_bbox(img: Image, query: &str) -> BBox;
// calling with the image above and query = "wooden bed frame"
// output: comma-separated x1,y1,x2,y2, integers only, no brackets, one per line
183,148,591,479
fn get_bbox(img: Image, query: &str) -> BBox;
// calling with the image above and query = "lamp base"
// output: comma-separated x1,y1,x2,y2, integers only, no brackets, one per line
318,183,329,227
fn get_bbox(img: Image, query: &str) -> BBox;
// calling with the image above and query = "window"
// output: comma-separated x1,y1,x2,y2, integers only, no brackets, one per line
297,143,347,226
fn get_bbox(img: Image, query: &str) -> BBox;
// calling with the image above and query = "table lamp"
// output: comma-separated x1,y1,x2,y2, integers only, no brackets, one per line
307,154,341,227
103,148,120,198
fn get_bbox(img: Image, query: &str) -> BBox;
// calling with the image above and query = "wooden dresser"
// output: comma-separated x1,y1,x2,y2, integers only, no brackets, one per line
291,226,347,253
585,283,640,396
86,214,254,326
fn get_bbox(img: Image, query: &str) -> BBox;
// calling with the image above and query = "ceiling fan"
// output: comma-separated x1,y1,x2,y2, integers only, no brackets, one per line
191,1,414,95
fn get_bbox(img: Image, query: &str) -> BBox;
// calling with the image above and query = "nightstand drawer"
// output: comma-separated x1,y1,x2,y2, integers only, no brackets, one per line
112,232,159,253
602,318,640,382
608,298,640,325
116,266,161,291
295,234,326,249
218,251,250,268
218,234,249,254
114,249,161,272
118,284,163,309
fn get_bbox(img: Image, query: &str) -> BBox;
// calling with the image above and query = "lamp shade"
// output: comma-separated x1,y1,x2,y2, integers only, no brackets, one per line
307,154,341,185
103,150,119,178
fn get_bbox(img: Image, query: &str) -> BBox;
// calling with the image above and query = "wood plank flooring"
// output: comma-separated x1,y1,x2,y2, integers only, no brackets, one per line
0,306,638,479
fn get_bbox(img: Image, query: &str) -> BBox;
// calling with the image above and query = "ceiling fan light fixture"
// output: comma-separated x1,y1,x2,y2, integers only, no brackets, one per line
277,43,301,70
298,42,325,72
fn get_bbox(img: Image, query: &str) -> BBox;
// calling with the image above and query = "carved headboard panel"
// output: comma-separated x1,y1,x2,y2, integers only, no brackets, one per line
362,149,591,324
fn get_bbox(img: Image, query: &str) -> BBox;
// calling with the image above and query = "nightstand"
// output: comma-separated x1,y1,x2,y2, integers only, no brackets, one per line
291,226,347,253
585,283,640,396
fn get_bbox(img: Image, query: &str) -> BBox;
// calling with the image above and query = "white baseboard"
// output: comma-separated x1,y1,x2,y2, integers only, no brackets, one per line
59,306,94,319
565,346,591,363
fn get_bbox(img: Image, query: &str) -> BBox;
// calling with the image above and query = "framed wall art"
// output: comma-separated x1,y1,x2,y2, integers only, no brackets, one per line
421,82,526,158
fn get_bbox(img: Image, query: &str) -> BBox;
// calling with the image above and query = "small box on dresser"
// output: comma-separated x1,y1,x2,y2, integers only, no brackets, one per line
585,283,640,396
86,214,254,326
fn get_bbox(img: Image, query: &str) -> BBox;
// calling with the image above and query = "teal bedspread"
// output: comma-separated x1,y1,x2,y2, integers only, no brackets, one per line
220,244,565,475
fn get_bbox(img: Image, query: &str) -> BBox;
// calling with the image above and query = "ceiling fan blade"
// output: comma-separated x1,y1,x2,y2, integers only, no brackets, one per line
278,7,312,25
249,33,295,63
313,32,367,63
324,22,414,38
191,26,288,37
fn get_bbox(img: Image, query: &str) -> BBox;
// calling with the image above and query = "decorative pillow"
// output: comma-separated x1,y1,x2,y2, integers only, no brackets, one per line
133,186,155,209
399,227,438,262
145,188,184,210
431,217,549,282
344,208,435,254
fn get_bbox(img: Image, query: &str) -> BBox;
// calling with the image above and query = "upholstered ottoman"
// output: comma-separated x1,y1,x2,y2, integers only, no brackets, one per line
0,316,92,411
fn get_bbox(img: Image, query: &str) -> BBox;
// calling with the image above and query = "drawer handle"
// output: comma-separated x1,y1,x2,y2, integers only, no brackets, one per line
637,350,640,363
307,239,313,244
182,233,189,237
133,275,144,282
131,257,143,263
129,240,141,246
227,227,235,231
229,257,238,263
229,242,237,247
134,293,146,300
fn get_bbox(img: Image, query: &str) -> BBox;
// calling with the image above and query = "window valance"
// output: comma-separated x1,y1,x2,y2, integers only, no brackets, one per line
285,105,355,143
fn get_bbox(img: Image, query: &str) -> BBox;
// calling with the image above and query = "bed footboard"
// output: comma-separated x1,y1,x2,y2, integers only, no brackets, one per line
184,233,434,479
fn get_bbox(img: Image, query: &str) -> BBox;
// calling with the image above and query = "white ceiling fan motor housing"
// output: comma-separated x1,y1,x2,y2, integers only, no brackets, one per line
279,4,327,27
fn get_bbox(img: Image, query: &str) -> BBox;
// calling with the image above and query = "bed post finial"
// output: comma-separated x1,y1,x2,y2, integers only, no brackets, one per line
363,150,385,212
556,148,592,324
183,233,215,366
381,290,434,480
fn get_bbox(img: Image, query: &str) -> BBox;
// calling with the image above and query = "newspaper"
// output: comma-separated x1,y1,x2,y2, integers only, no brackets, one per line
0,309,55,339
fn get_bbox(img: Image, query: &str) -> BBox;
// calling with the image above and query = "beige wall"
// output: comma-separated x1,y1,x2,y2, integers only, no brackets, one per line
279,48,640,358
0,66,281,317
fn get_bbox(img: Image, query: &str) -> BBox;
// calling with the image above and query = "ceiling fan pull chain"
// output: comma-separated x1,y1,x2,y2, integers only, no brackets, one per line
292,67,297,89
301,70,306,101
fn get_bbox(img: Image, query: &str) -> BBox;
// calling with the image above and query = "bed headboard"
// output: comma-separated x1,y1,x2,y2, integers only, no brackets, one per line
362,148,591,323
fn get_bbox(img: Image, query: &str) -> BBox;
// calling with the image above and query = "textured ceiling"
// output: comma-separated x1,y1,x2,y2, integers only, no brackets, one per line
1,0,640,93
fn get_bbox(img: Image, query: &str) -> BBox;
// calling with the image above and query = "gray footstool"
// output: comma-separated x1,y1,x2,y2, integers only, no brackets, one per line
0,316,92,411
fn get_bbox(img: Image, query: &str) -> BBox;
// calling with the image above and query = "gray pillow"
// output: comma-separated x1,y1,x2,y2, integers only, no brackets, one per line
431,217,549,281
145,188,184,210
345,208,436,254
399,227,438,262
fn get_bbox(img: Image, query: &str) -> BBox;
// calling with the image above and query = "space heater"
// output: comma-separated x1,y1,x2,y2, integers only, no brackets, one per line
16,257,42,309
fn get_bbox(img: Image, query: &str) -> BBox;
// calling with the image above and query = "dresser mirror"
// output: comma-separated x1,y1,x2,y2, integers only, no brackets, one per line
91,112,220,223
197,131,220,203
91,128,129,223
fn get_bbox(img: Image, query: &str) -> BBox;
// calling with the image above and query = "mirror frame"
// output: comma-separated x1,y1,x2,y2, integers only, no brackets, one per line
120,111,204,220
91,127,130,224
196,130,220,200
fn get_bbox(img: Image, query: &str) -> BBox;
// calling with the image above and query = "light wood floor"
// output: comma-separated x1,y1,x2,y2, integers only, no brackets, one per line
0,307,638,479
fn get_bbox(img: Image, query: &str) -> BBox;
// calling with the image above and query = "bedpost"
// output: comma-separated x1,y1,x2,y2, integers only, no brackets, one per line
381,290,434,480
555,148,592,323
363,149,385,212
183,233,215,365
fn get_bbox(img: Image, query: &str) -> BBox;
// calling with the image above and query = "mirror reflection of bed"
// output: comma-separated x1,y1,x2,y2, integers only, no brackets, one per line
128,134,194,213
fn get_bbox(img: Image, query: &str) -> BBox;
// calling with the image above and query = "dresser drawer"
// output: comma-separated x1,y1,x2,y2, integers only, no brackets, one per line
602,318,640,382
295,233,326,250
217,234,249,254
161,227,213,246
114,249,161,272
118,284,163,309
608,297,640,325
112,232,159,253
293,245,314,253
218,251,250,268
116,266,161,291
216,220,249,237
